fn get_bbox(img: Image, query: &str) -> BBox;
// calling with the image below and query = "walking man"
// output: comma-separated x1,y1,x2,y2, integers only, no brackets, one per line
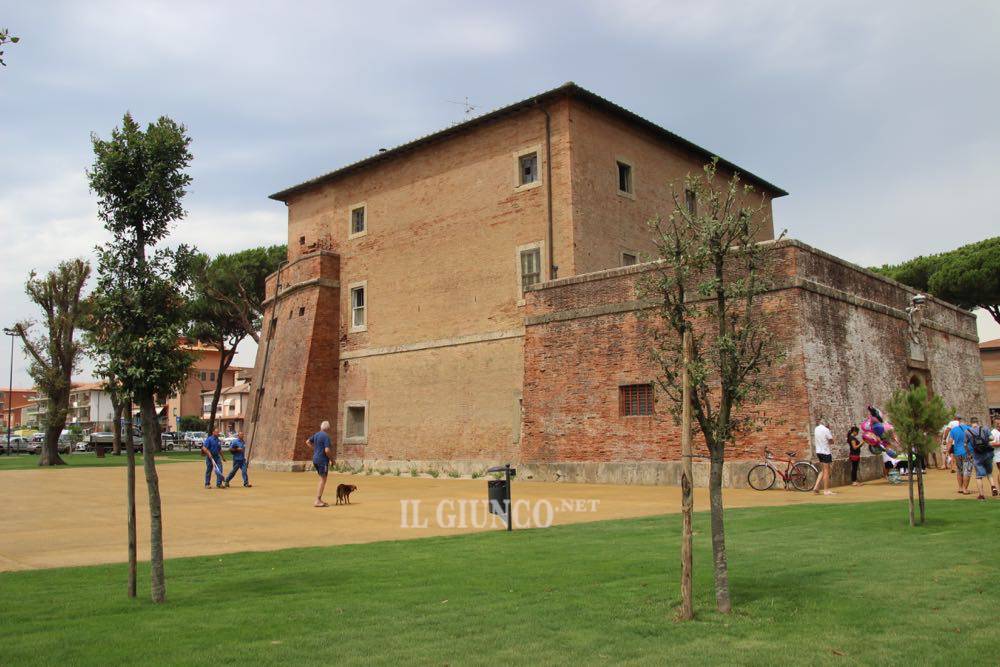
202,428,225,489
948,416,972,494
967,417,995,500
307,421,333,507
224,431,251,488
812,417,835,495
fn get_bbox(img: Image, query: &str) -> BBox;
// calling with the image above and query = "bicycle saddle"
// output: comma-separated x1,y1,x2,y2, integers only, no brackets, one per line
785,451,797,458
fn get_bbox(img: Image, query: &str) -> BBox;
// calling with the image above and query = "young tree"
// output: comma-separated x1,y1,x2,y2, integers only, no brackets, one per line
641,159,785,614
12,259,91,466
886,385,951,526
874,237,1000,325
87,113,195,603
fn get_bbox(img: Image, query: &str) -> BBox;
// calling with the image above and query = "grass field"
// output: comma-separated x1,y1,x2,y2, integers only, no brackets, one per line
0,451,203,470
1,500,995,666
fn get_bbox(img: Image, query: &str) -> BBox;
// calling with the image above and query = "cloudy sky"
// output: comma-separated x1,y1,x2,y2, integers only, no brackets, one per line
2,0,998,387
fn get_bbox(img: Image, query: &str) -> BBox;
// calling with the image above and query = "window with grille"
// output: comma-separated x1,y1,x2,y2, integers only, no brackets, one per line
350,205,366,236
520,248,541,289
199,371,207,381
619,384,654,416
617,161,633,194
621,252,638,267
519,152,538,186
685,189,697,216
351,285,366,329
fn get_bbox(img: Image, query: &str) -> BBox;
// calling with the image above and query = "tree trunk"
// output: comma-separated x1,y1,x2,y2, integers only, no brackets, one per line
907,449,915,527
679,330,694,621
112,402,124,456
206,343,235,435
139,393,166,603
917,463,926,525
125,405,137,598
708,450,731,613
40,421,66,466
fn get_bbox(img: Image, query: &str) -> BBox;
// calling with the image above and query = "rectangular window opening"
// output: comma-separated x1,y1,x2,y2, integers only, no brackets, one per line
520,248,541,290
622,252,638,267
299,307,306,317
351,286,366,329
519,152,538,186
346,405,366,440
299,235,305,245
351,206,366,236
685,189,697,216
617,161,633,194
619,384,654,416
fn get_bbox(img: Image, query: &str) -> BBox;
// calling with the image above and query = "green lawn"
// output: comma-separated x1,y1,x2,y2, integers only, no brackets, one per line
0,450,203,470
1,500,996,665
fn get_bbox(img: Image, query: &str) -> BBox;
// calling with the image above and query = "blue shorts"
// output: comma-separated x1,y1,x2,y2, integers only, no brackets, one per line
314,460,328,476
973,453,994,478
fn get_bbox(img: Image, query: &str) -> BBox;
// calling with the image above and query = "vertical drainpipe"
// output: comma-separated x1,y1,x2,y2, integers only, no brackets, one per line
536,102,557,281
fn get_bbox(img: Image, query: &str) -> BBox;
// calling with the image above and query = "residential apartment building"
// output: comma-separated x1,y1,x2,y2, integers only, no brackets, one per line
67,382,116,431
201,373,252,435
163,339,249,432
1,388,36,430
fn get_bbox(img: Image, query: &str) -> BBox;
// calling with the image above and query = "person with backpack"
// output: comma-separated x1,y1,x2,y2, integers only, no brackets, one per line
967,417,996,500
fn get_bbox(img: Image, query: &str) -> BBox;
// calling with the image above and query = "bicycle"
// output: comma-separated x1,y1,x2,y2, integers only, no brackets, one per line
747,449,819,491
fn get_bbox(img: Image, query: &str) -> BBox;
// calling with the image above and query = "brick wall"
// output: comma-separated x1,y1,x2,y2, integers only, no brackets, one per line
521,239,985,486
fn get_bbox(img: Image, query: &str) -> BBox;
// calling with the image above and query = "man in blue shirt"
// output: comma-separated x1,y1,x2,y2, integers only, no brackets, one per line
224,431,251,488
202,429,226,489
948,416,972,494
307,420,333,507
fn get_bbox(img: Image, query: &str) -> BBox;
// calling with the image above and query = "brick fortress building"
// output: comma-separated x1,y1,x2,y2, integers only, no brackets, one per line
246,83,987,486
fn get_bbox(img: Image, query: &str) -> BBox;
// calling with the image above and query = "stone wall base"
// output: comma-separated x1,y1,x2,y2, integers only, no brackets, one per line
250,456,885,489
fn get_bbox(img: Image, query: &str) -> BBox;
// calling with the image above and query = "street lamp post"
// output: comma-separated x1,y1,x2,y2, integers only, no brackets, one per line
3,327,16,456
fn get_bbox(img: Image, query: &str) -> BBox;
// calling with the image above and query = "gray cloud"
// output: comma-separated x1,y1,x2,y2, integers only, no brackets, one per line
2,0,998,386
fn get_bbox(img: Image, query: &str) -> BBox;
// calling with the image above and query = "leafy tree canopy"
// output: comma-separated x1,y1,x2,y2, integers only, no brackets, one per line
873,237,1000,324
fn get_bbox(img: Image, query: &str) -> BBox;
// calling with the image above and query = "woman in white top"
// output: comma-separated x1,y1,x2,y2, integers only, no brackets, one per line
812,417,835,495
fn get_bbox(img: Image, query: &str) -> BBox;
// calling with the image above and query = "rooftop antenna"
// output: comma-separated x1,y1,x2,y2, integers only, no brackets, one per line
446,96,478,117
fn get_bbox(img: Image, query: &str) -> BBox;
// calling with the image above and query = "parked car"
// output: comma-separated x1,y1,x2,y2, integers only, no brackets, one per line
184,431,208,449
27,440,72,455
3,436,32,453
88,429,142,452
160,432,179,451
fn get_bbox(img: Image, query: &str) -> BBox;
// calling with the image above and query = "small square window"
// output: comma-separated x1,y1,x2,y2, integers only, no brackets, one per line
619,384,654,416
617,161,633,195
299,307,306,317
199,371,206,382
350,205,366,237
346,404,366,441
685,189,697,216
520,248,541,290
622,252,638,267
350,285,366,330
519,152,538,186
299,236,305,245
209,372,216,382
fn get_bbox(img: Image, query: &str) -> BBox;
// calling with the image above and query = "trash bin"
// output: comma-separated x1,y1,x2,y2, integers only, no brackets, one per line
486,464,515,531
95,444,106,458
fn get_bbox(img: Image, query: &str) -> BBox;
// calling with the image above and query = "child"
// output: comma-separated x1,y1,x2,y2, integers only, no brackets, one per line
847,426,862,486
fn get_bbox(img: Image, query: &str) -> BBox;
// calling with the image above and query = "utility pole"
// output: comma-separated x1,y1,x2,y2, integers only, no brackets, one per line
679,329,694,620
3,327,15,456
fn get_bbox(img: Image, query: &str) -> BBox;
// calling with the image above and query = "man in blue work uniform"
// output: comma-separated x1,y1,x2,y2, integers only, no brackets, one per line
224,431,251,488
202,428,226,489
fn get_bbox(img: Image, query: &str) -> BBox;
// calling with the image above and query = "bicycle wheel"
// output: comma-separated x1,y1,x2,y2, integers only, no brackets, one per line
789,462,819,491
747,464,776,491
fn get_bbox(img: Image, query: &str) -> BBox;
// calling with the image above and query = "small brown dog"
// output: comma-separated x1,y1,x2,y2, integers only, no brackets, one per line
335,484,357,505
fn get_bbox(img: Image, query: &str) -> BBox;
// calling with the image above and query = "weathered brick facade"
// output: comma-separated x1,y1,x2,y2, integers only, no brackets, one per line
245,84,986,486
520,240,986,486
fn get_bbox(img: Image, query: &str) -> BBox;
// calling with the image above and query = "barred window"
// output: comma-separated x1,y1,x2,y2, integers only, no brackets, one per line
518,152,538,185
619,384,654,416
520,248,541,289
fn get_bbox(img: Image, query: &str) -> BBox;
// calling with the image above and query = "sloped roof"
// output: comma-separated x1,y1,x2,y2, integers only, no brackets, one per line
980,338,1000,350
270,82,788,202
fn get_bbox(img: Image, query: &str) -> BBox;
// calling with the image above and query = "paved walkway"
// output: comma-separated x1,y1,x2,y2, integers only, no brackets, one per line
0,462,981,571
